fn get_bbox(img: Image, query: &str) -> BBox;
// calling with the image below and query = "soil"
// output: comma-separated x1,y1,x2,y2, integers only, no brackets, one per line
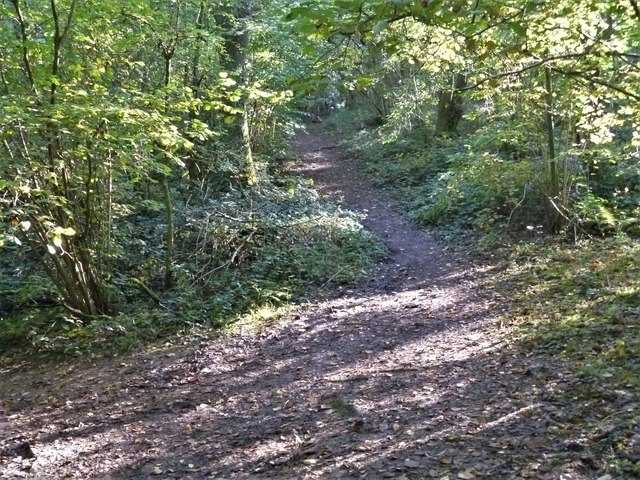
0,126,598,479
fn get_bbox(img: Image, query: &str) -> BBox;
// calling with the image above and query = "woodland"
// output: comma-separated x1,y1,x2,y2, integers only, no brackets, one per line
0,0,640,478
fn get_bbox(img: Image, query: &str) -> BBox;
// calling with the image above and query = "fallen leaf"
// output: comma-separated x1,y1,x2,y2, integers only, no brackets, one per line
404,459,420,468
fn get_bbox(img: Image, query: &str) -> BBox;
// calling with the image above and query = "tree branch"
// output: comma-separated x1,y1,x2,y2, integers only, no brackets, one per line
551,68,640,102
459,51,636,93
9,0,39,98
459,59,547,91
630,0,640,22
62,0,78,41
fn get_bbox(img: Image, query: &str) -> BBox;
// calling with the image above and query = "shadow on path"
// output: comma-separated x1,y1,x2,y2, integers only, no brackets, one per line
0,126,593,479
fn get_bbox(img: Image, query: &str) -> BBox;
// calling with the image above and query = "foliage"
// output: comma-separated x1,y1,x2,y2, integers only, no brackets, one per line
0,173,383,358
495,235,640,379
0,0,385,357
0,0,638,363
288,0,640,234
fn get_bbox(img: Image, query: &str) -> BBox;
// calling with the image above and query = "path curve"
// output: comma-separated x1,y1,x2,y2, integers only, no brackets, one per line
292,125,461,292
0,128,582,479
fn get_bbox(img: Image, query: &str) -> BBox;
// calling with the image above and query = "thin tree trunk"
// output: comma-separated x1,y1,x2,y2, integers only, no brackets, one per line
545,67,558,197
217,0,256,182
0,58,10,94
186,0,207,182
162,177,175,289
544,66,562,231
630,0,640,21
10,0,39,98
161,38,176,289
242,102,257,185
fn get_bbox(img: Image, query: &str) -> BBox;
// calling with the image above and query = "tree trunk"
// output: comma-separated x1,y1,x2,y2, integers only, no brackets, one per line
216,0,256,183
217,0,251,76
544,66,562,232
161,41,176,289
162,177,175,289
435,73,466,134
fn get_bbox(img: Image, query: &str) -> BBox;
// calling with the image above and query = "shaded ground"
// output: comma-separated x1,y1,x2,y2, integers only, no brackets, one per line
0,127,607,479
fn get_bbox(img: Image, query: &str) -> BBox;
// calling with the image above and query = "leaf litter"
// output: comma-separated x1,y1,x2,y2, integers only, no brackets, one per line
0,125,632,479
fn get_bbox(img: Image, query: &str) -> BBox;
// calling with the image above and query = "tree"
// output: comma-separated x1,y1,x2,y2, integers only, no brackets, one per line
0,0,229,316
285,0,640,232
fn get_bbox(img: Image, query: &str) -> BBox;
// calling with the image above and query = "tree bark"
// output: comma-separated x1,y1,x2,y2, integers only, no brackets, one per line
216,0,256,183
544,66,563,232
161,39,176,289
435,73,466,134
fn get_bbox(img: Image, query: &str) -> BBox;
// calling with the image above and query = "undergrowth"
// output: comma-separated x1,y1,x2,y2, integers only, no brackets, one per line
0,144,384,361
500,236,639,384
326,106,639,240
495,235,640,476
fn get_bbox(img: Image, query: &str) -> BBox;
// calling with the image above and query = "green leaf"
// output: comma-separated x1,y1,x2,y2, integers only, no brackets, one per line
373,20,388,35
355,76,374,89
53,227,76,236
509,22,527,37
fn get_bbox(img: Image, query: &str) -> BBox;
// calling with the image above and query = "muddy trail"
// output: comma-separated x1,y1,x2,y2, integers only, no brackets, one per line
0,127,593,479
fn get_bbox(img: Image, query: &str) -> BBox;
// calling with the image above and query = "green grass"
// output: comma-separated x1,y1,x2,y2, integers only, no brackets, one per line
325,395,360,418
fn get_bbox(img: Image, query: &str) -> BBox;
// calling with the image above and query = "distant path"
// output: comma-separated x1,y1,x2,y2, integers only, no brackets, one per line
0,127,580,479
292,125,458,292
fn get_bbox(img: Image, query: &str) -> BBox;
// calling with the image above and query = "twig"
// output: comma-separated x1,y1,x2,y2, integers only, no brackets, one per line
230,228,257,264
325,375,370,383
319,267,346,292
545,194,593,239
375,367,421,373
131,277,161,303
506,182,529,229
191,228,258,286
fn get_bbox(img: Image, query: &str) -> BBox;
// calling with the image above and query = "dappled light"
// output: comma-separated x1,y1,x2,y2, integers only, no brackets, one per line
0,127,610,479
2,0,639,478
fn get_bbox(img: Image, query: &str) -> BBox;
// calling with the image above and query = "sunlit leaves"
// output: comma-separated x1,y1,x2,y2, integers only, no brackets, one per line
0,0,263,315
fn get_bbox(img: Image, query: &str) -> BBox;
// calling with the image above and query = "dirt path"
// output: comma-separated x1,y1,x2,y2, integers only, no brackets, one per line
1,128,589,479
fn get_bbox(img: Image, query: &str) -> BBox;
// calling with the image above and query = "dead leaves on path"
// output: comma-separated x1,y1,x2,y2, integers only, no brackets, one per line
2,129,638,478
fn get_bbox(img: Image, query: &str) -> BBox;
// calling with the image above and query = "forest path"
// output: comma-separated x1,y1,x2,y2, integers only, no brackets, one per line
0,127,584,479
